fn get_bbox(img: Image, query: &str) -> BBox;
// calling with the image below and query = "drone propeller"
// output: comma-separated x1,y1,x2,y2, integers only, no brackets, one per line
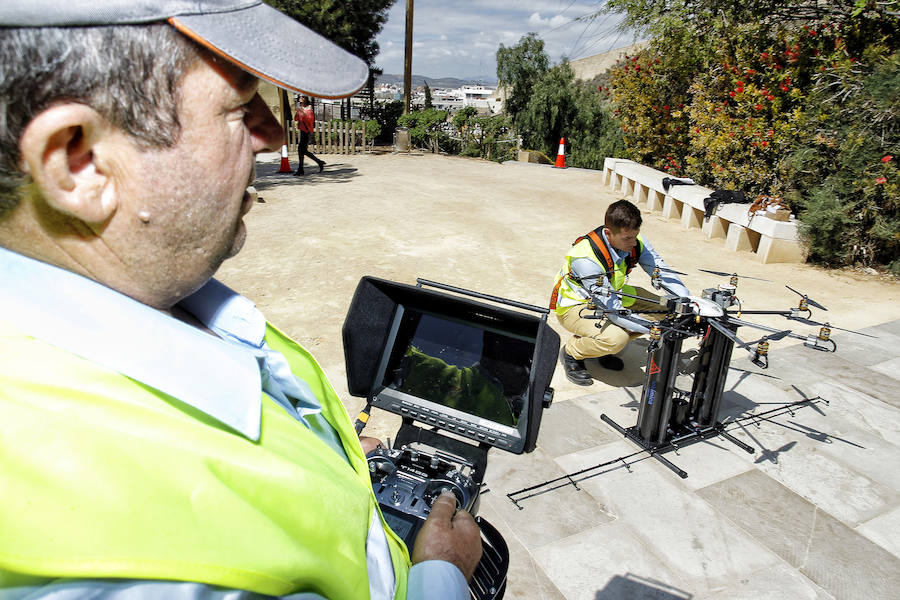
746,329,793,346
787,315,877,339
655,265,688,276
785,285,828,311
698,269,772,282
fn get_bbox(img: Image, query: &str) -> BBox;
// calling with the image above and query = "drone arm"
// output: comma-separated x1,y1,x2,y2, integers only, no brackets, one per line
707,318,752,350
583,282,656,334
607,311,654,335
656,280,686,300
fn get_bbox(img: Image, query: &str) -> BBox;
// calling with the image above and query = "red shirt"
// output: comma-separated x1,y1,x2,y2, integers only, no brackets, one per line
294,105,314,133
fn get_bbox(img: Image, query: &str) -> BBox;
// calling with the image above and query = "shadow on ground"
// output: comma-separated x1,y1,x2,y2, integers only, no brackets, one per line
253,160,360,191
595,573,692,600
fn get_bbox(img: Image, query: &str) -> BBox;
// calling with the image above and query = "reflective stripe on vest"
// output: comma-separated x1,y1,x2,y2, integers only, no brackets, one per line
0,319,409,599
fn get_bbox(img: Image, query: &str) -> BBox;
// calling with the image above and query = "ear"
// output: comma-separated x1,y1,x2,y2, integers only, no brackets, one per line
18,103,118,225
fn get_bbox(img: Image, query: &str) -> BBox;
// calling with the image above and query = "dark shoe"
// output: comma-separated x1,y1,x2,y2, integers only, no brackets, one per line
318,161,326,173
563,352,593,386
598,354,624,371
293,170,304,176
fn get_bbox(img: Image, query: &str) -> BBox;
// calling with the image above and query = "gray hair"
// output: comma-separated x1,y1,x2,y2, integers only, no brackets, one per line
0,24,201,216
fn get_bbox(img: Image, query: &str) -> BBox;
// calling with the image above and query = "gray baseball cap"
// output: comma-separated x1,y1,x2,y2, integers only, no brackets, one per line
0,0,369,99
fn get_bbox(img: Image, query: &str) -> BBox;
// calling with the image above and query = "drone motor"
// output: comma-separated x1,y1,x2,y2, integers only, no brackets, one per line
702,286,739,309
751,340,769,369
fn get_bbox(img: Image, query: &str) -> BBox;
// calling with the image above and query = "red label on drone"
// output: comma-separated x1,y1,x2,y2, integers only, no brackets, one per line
649,358,661,375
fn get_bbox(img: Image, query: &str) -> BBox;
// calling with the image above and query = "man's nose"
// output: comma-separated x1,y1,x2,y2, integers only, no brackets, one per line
245,93,284,153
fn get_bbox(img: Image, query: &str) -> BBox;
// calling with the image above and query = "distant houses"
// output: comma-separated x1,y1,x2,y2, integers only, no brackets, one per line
373,82,502,114
258,43,643,124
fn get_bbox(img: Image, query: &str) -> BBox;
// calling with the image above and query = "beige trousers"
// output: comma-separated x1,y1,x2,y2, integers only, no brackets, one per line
557,286,664,360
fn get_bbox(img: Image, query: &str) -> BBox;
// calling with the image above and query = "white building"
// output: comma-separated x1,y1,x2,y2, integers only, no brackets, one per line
412,84,502,114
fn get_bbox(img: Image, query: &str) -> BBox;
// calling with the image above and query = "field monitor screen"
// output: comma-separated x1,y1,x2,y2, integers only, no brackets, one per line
343,277,559,454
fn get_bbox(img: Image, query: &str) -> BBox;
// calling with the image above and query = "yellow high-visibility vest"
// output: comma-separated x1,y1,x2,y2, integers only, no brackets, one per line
0,319,409,599
550,230,644,314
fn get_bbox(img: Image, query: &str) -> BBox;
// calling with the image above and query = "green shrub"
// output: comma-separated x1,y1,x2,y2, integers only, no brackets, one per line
600,1,899,269
361,100,403,144
686,28,813,194
397,108,449,149
608,48,692,174
569,78,624,170
787,46,899,266
364,119,381,142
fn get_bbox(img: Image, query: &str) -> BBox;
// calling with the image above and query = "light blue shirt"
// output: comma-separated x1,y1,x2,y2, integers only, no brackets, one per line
0,247,467,600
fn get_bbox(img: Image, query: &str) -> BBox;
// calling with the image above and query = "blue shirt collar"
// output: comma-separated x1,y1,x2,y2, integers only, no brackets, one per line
0,247,263,440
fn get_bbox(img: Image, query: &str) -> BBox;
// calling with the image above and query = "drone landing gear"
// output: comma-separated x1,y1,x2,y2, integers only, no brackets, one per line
600,416,754,479
601,319,755,478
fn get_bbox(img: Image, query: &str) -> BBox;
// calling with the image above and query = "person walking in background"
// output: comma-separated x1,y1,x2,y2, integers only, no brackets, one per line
294,95,325,175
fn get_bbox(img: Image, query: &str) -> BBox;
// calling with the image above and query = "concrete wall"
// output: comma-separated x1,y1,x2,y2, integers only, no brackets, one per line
569,42,647,81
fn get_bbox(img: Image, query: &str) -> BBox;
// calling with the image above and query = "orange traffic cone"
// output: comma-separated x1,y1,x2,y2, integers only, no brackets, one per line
278,144,292,173
553,138,566,168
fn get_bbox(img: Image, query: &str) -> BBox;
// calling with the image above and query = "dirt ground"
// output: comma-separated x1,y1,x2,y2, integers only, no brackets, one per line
217,150,899,443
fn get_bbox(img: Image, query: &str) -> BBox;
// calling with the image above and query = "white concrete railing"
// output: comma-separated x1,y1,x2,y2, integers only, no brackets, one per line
602,158,806,264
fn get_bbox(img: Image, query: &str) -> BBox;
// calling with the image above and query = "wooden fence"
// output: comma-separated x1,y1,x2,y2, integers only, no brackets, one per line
287,121,366,155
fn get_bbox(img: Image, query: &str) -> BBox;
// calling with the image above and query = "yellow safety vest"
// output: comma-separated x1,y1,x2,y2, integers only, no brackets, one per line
549,230,644,314
0,319,409,599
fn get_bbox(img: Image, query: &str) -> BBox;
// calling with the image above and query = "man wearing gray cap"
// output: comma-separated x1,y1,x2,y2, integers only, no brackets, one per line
0,2,481,599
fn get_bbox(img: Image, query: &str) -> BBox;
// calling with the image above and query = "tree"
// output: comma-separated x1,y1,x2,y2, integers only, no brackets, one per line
423,80,433,109
451,108,515,162
496,33,550,129
263,0,395,67
608,47,693,174
452,106,478,147
569,78,625,170
787,48,899,269
518,61,578,156
497,34,622,165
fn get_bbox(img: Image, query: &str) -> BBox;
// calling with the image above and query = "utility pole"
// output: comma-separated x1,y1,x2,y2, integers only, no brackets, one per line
403,0,414,114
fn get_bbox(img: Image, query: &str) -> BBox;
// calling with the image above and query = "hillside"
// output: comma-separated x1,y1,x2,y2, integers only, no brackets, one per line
375,73,497,88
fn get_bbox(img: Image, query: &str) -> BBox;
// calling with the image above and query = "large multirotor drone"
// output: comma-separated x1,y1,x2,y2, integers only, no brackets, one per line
571,265,873,477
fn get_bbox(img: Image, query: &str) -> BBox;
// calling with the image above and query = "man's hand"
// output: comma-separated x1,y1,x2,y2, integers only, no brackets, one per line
412,491,482,581
359,436,384,456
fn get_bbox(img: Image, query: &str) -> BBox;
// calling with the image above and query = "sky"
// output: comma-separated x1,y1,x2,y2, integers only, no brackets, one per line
374,0,635,82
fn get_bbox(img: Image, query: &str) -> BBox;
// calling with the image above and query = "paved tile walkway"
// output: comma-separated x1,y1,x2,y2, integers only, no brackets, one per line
481,321,900,600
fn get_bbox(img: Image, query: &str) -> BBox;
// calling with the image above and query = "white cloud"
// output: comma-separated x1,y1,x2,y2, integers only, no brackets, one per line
527,12,569,29
374,0,629,79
